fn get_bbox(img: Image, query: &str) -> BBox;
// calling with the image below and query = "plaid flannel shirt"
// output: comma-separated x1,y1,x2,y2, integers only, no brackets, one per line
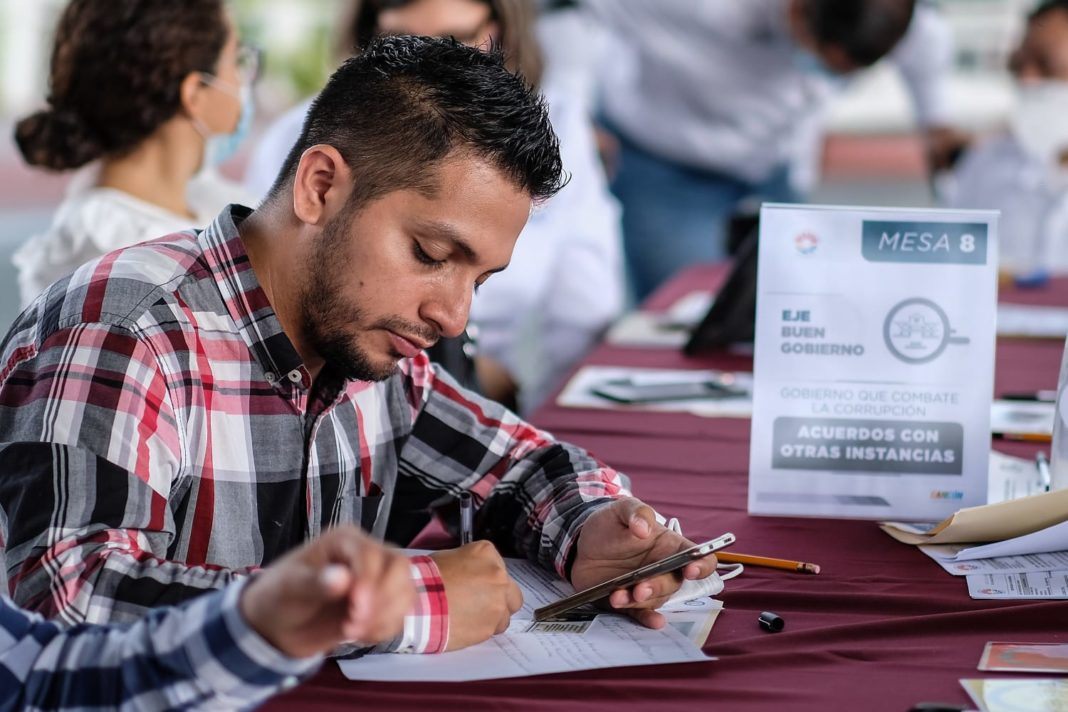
0,579,319,711
0,206,626,653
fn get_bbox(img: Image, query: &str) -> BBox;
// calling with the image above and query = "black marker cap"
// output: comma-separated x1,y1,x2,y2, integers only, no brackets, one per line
758,611,784,633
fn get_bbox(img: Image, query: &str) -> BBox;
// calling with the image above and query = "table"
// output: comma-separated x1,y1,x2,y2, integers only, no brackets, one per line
268,265,1068,712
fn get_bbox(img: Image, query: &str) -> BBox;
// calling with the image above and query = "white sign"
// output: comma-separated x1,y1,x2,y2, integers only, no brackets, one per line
748,204,998,519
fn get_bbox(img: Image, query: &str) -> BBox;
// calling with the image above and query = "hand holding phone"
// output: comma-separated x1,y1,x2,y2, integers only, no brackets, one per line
533,532,735,621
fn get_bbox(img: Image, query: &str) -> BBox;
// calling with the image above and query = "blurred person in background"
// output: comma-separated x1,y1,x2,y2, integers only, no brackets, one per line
2,525,414,711
12,0,258,308
945,0,1068,281
579,0,961,299
245,0,624,414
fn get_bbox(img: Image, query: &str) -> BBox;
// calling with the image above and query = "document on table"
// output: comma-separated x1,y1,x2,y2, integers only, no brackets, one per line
997,303,1068,339
337,558,716,682
990,400,1055,438
605,291,713,348
921,518,1068,565
961,677,1068,712
880,486,1068,546
966,570,1068,599
920,545,1068,576
556,365,753,418
988,450,1047,504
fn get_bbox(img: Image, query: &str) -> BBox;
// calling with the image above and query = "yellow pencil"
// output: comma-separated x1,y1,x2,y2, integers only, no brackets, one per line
1000,432,1053,443
717,551,820,575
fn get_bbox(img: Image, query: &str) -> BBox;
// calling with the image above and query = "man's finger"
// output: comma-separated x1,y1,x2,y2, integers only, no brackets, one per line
319,564,352,600
612,497,658,539
682,554,718,580
626,607,666,630
506,578,524,614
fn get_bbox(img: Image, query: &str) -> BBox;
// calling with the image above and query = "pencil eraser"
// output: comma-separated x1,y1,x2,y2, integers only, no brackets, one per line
758,611,784,633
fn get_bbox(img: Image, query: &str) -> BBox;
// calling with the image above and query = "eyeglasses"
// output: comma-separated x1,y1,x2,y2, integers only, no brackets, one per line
236,43,263,84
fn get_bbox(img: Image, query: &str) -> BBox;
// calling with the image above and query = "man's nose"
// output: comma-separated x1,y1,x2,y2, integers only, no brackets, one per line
422,279,473,339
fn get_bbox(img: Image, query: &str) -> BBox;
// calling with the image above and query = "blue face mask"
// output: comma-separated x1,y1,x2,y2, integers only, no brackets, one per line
791,46,837,80
194,77,254,169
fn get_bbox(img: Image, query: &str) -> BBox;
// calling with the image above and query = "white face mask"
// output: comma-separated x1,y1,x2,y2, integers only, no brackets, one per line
1011,81,1068,166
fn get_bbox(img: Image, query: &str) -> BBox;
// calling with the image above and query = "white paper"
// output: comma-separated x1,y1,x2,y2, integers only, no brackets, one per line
921,545,1068,576
962,677,1068,712
988,450,1047,504
748,204,998,520
605,291,713,348
967,570,1068,599
997,303,1068,339
936,519,1068,562
337,558,714,682
990,400,1055,437
556,365,753,418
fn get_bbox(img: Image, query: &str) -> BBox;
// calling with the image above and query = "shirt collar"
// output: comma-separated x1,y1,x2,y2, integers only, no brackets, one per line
197,205,312,392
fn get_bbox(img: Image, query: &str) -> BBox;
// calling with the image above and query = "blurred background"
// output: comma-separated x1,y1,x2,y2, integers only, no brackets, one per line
0,0,1038,330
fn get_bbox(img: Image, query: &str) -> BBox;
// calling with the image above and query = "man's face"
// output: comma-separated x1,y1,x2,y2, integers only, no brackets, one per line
1010,10,1068,82
300,154,530,381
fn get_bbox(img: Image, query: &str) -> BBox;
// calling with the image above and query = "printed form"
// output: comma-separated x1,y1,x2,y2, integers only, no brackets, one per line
338,558,717,682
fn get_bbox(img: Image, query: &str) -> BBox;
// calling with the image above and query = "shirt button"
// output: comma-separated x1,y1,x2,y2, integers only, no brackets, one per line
280,676,299,690
287,370,302,383
264,371,277,384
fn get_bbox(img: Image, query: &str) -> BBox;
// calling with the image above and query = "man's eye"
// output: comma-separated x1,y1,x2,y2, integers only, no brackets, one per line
413,242,444,267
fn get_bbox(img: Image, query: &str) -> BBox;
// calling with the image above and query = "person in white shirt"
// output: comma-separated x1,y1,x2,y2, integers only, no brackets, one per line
580,0,959,298
245,0,624,413
13,0,258,309
946,0,1068,279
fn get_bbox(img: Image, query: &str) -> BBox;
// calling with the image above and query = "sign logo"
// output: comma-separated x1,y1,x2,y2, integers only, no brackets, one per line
884,298,971,364
794,232,819,255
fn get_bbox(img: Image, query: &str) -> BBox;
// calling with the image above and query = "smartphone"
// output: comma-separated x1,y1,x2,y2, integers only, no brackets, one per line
591,378,747,404
533,532,736,622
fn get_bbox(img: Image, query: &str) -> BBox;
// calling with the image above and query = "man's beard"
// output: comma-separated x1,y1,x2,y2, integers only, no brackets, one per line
300,206,437,382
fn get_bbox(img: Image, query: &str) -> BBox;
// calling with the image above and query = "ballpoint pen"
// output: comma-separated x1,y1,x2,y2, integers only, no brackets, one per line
1036,451,1052,492
459,491,474,544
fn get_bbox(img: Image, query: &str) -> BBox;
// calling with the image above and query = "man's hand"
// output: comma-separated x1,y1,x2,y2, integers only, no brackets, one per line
240,524,415,659
430,540,523,651
570,498,717,629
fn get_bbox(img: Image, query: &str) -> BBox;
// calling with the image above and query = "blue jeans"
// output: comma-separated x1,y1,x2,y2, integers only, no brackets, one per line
607,129,798,300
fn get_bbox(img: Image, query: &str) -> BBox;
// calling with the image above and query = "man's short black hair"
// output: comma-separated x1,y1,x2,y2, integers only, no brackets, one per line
803,0,916,68
264,34,564,207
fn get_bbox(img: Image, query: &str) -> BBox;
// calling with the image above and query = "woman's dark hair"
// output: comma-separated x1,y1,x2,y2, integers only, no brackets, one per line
14,0,229,171
265,35,563,207
337,0,544,86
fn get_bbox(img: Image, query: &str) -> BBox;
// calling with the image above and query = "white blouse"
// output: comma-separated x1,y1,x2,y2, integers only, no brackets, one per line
14,165,253,308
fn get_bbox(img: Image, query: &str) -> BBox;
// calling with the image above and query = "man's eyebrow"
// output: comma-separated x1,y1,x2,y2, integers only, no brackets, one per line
419,221,509,272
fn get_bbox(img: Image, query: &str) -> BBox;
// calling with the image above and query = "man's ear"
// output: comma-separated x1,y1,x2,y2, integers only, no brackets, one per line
292,145,353,227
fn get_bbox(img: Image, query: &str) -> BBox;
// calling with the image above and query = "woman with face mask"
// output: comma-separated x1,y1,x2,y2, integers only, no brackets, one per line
246,0,624,414
945,0,1068,280
12,0,258,308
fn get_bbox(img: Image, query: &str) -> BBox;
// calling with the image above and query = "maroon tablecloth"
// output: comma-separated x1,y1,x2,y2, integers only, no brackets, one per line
267,266,1068,712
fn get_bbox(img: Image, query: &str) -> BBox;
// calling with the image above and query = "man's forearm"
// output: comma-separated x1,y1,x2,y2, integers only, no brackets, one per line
0,581,319,712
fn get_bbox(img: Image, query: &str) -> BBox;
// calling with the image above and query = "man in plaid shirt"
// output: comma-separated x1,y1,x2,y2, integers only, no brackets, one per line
2,525,414,710
0,36,716,654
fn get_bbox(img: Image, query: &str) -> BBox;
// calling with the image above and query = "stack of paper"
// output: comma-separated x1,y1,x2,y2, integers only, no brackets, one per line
882,485,1068,600
338,558,720,682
